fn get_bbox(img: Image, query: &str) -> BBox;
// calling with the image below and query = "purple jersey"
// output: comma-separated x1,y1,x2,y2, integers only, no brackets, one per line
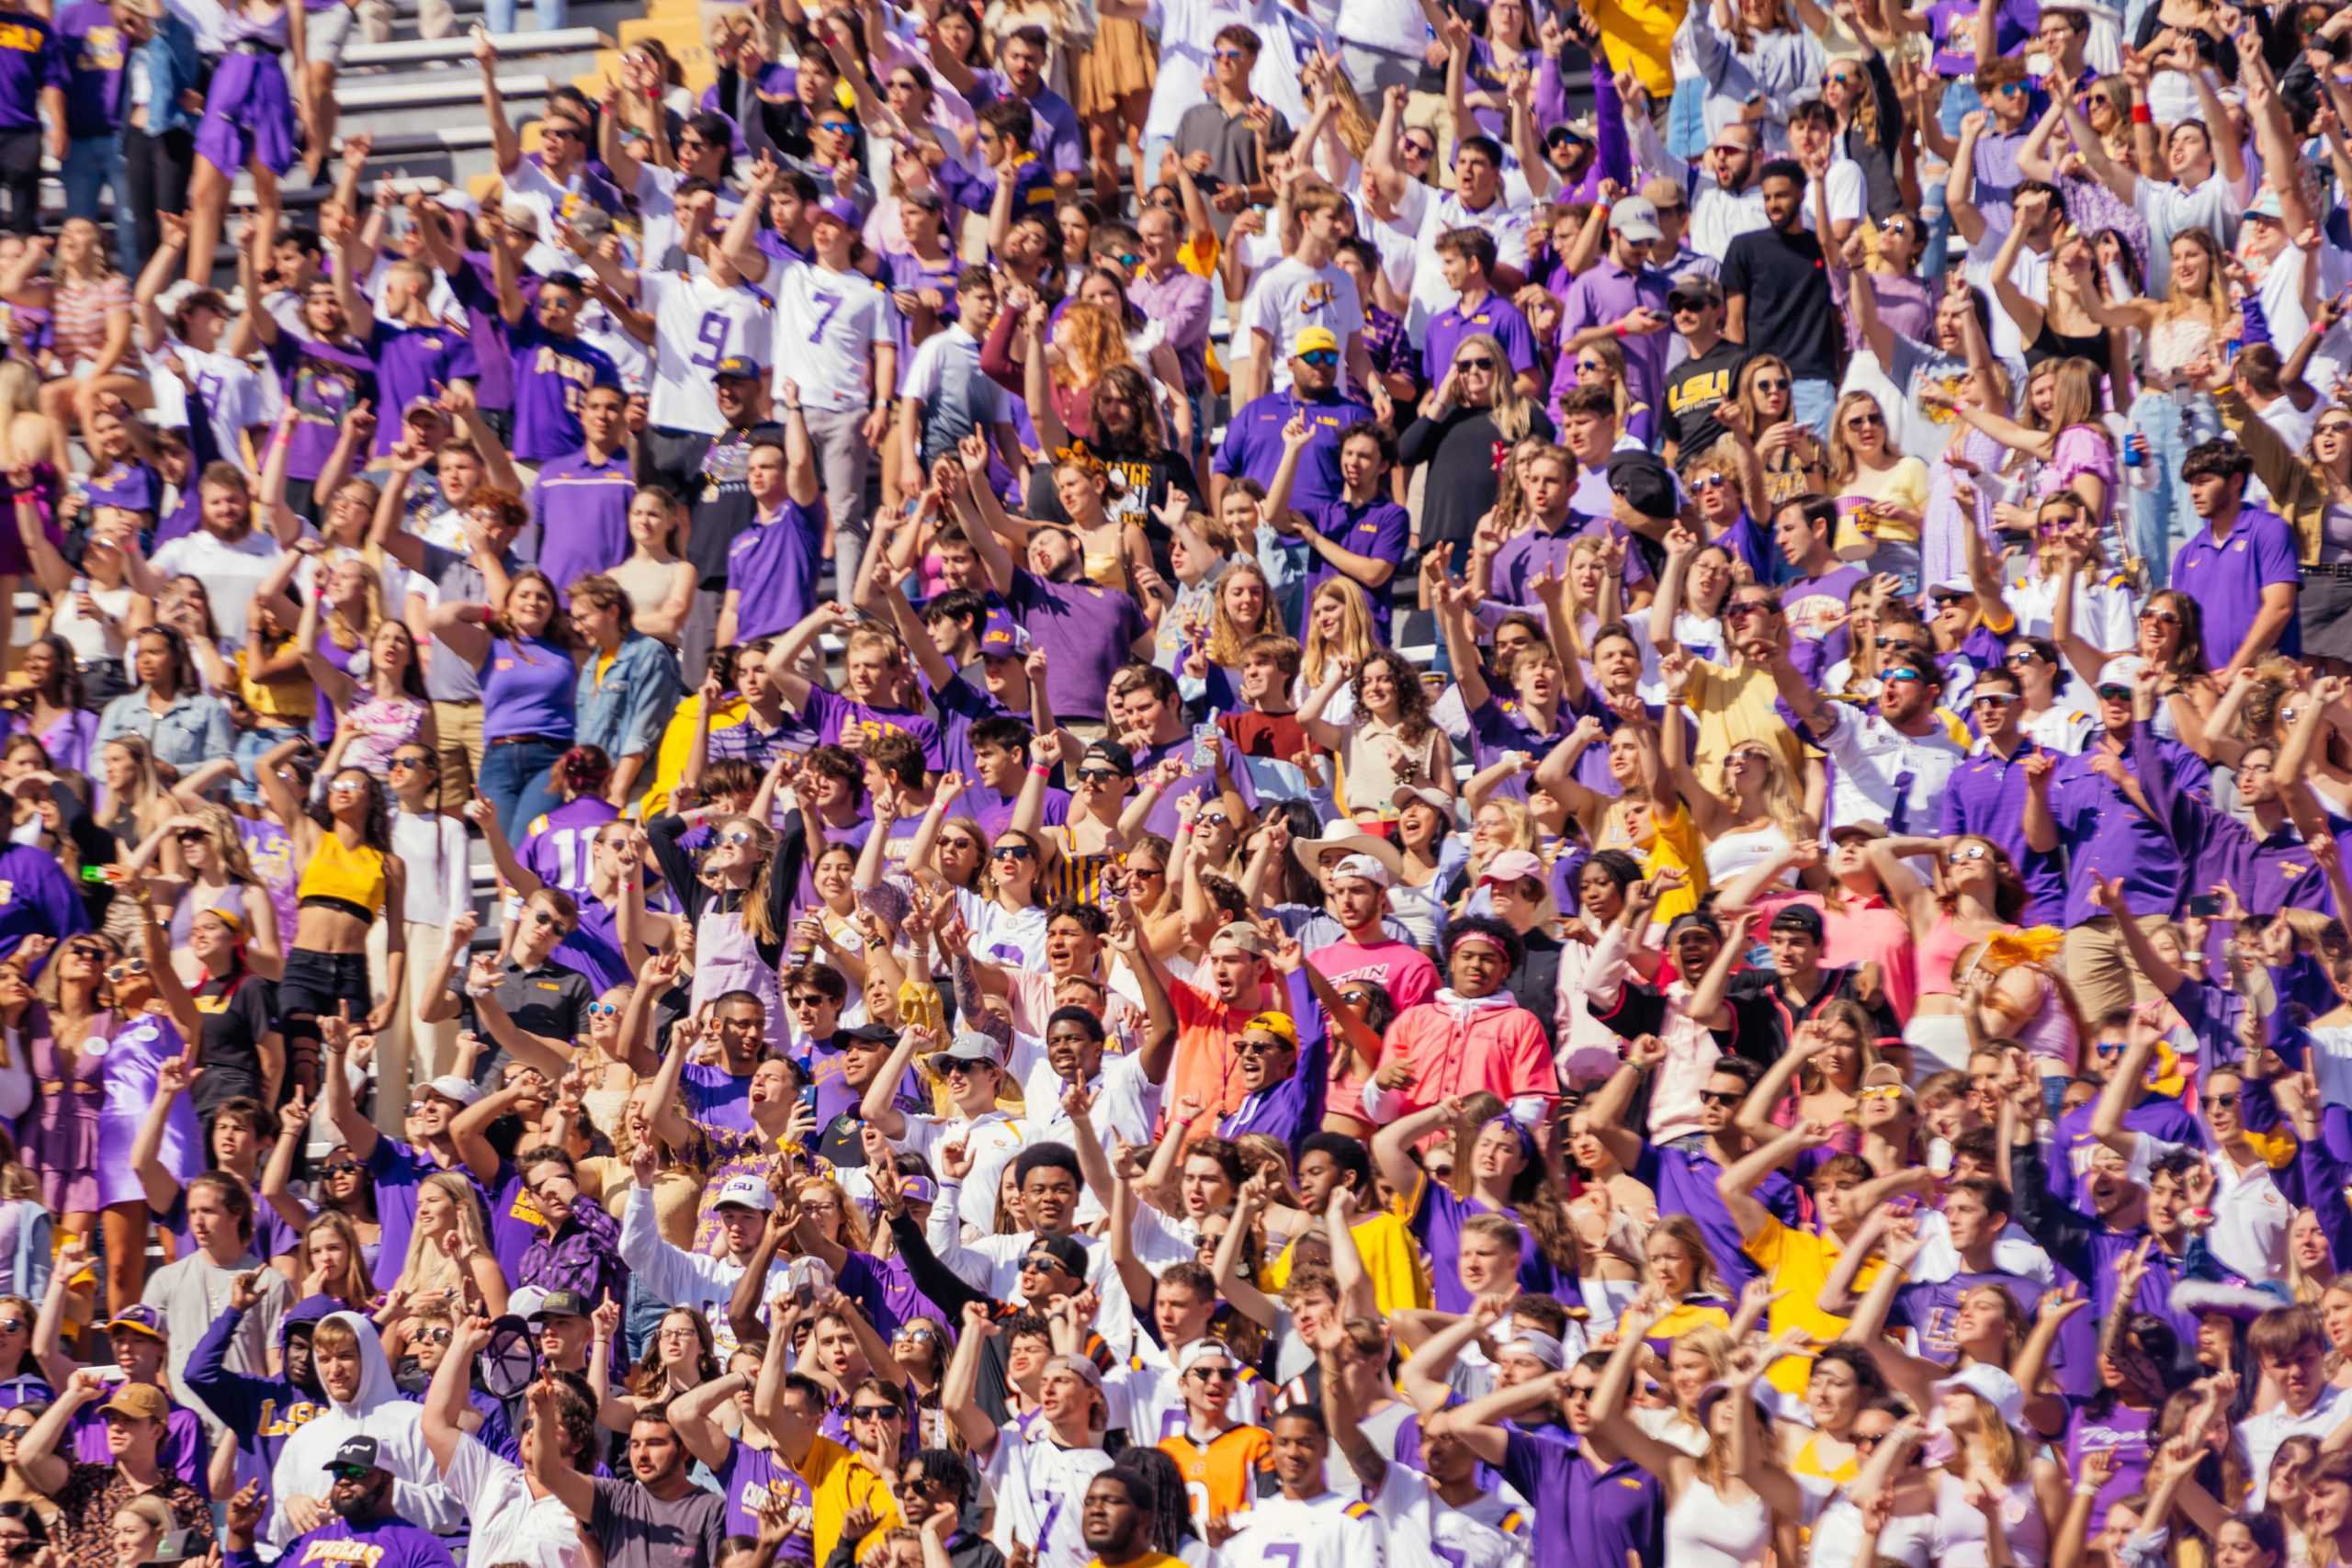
801,685,944,771
506,312,621,461
519,796,621,897
531,447,636,597
883,249,961,359
55,1,119,140
265,329,385,481
367,321,465,457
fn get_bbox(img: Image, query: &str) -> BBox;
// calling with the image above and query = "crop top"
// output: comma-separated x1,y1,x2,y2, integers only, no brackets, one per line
297,834,387,919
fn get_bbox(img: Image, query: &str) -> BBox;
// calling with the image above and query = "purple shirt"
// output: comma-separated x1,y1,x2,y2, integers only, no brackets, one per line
973,71,1083,174
2045,735,2210,925
1131,730,1262,839
56,3,118,140
0,843,88,968
1006,568,1147,724
1129,264,1213,392
367,321,464,457
1500,1432,1663,1568
531,446,637,596
1925,0,2037,75
2171,503,2301,667
1633,1140,1798,1293
1424,289,1542,388
1782,563,1869,668
1301,497,1408,642
1556,259,1672,422
265,330,384,481
520,796,620,897
1938,740,2067,925
1487,516,1647,612
507,313,622,461
1214,389,1374,516
2133,724,2326,919
714,1442,816,1565
726,500,827,645
802,685,945,770
226,1517,452,1568
682,1060,755,1138
479,635,576,743
0,9,68,135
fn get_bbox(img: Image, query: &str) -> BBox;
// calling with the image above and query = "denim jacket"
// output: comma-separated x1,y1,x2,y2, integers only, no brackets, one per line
134,14,203,141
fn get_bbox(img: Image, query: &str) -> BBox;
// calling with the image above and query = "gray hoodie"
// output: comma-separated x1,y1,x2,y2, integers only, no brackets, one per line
264,1312,463,1547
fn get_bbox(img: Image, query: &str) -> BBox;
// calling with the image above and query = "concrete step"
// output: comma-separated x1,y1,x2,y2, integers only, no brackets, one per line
343,25,606,66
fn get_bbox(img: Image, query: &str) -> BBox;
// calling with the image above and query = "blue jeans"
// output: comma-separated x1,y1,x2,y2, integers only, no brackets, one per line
477,736,567,841
61,135,129,269
2129,389,2219,589
232,725,305,807
482,0,564,29
1791,377,1837,442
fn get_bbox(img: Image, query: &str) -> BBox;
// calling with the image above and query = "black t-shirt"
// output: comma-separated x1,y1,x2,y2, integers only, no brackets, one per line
687,421,787,587
1659,338,1748,468
1721,224,1841,383
1723,964,1904,1065
192,972,278,1117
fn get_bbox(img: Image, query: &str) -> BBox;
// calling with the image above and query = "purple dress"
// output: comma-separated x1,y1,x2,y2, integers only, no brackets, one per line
19,1006,100,1214
195,8,298,178
96,1011,200,1209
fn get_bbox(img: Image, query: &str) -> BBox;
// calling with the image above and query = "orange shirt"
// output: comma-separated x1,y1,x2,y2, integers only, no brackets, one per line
1157,1424,1273,1530
1169,977,1281,1122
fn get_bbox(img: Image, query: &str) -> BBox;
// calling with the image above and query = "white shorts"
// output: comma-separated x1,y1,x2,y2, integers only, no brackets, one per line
1903,1010,1972,1081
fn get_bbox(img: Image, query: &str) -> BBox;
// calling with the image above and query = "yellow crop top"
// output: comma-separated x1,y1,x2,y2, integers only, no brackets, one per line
297,834,388,918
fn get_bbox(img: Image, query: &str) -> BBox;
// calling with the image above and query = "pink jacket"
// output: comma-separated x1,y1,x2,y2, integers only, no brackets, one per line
1368,993,1557,1122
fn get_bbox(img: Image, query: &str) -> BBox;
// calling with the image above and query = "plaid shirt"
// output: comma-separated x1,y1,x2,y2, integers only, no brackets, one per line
706,714,817,769
1361,303,1416,395
517,1195,628,1308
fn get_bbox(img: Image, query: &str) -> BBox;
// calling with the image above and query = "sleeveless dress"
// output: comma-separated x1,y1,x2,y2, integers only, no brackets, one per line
95,1011,201,1209
19,1006,99,1214
196,7,300,178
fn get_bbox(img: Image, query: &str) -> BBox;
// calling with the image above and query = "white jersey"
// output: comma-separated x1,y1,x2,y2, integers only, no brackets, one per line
768,259,896,413
896,1108,1024,1236
1406,185,1534,327
1223,1490,1385,1568
1363,1465,1529,1568
982,1432,1115,1568
642,270,778,435
150,342,265,462
1239,256,1364,394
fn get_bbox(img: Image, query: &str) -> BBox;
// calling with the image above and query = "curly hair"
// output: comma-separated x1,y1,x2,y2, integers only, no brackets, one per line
1350,649,1436,751
1051,299,1134,389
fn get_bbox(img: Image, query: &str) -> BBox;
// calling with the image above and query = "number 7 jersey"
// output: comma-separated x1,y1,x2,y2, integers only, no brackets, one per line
1220,1490,1385,1568
643,270,776,437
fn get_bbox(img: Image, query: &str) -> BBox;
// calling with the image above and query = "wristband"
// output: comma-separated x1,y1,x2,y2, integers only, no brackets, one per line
1031,762,1051,777
2132,103,2152,122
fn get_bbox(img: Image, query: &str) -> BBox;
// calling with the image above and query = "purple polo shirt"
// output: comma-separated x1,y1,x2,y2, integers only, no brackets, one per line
1422,288,1542,387
1499,1431,1663,1568
1129,264,1214,392
801,685,945,771
1938,740,2067,926
532,447,637,596
1300,497,1408,642
1005,568,1147,724
973,71,1083,175
1555,258,1673,421
1487,516,1647,612
1213,389,1374,517
725,500,828,646
2044,734,2211,926
2133,724,2326,921
1468,694,1563,805
2170,503,2301,668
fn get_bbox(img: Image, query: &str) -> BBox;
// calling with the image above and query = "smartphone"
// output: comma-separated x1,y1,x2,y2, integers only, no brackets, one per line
1189,720,1220,772
2185,894,2224,918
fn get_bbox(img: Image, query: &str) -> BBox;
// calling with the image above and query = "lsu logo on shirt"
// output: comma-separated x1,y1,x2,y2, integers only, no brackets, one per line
298,1541,390,1566
0,22,44,51
1302,281,1334,312
258,1397,326,1437
76,25,120,70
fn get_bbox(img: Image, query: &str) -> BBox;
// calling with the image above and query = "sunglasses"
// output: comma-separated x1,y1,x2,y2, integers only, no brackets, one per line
2139,608,2180,626
1973,691,2018,705
2003,649,2041,665
1400,139,1434,157
2094,1040,2127,1057
322,1160,360,1177
1690,473,1730,491
1883,666,1927,684
2321,423,2352,438
1019,1256,1066,1273
587,1002,620,1018
389,755,434,771
1235,1036,1291,1055
173,827,207,842
992,844,1036,861
105,958,148,982
417,1327,453,1345
541,125,584,141
0,1320,23,1335
819,120,857,135
1844,412,1885,429
1858,1085,1905,1103
2210,1092,2241,1111
1077,767,1124,783
1753,377,1789,392
1212,45,1249,58
1725,602,1773,619
530,909,570,930
1190,1366,1238,1382
1298,349,1340,367
718,829,757,846
1699,1089,1744,1107
788,995,831,1009
1456,355,1497,371
853,1404,905,1418
327,1465,378,1482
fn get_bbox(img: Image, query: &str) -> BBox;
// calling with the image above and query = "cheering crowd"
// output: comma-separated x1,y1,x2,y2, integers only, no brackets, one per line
4,0,2352,1562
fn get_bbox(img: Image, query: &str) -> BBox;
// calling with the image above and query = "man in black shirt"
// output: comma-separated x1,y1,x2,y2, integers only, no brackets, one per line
417,890,597,1085
1721,160,1843,441
1657,276,1744,471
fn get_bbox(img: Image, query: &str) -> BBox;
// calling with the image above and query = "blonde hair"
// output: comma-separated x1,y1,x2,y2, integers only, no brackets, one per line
1957,1390,2029,1483
1205,558,1282,667
1720,741,1811,844
396,1172,494,1299
300,1210,374,1310
180,802,259,886
1301,578,1378,689
1826,391,1891,486
1451,332,1537,443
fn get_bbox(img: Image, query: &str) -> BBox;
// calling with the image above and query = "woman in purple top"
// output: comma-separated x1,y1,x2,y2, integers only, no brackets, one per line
1373,1101,1566,1313
428,538,581,840
5,637,92,775
517,755,623,900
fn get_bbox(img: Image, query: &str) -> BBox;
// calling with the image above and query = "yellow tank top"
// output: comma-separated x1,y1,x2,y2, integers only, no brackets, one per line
297,834,388,917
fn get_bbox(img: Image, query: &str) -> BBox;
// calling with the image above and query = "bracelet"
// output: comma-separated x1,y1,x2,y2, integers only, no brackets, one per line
1031,762,1051,777
2132,103,2152,122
